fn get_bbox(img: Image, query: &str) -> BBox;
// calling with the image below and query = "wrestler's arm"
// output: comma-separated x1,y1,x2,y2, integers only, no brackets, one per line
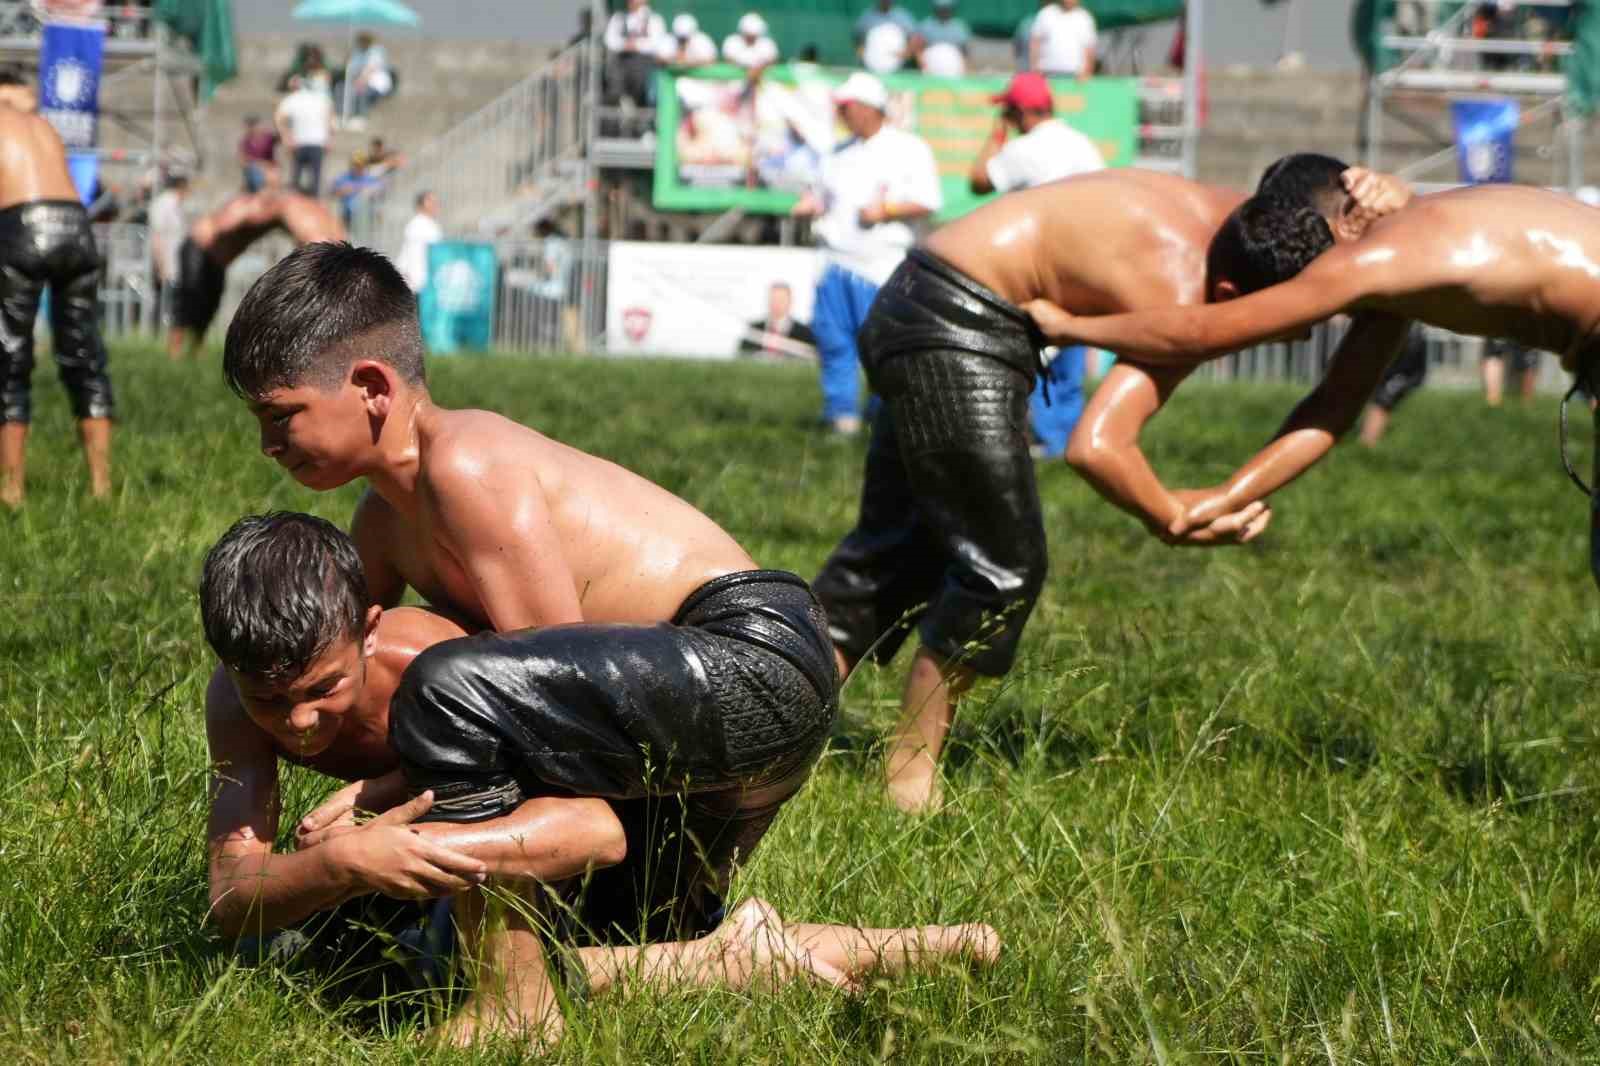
204,670,486,938
422,443,586,631
1173,311,1414,536
350,489,406,609
1064,360,1193,531
1027,243,1388,366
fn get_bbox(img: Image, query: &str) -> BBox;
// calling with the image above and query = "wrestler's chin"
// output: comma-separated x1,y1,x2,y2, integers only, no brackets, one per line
290,461,355,491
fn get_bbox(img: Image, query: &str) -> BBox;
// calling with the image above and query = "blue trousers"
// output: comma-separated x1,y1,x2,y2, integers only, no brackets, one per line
811,263,880,422
1029,346,1086,458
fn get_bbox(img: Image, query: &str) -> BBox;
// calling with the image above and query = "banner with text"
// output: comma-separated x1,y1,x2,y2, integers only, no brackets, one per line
39,20,104,150
653,65,1138,220
606,241,822,359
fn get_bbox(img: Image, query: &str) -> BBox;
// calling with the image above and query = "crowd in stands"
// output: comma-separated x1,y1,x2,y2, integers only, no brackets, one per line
1395,2,1575,72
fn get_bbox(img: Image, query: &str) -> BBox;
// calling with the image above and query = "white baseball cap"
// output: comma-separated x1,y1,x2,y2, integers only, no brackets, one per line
672,13,699,36
738,12,767,36
832,71,888,112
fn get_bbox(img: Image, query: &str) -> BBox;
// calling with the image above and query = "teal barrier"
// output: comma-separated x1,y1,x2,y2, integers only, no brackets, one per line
420,241,498,354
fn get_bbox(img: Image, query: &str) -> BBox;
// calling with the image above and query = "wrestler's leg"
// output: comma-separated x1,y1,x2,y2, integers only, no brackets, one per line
0,422,24,508
783,917,1001,978
0,263,42,507
437,882,563,1048
51,264,113,498
885,646,974,814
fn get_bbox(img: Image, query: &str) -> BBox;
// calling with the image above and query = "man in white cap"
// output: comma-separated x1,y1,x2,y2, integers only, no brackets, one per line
969,71,1105,458
791,71,942,435
723,13,780,70
657,13,718,68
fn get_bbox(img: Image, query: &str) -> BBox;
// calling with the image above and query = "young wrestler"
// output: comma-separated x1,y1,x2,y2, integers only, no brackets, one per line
201,512,998,1043
0,68,113,506
812,161,1407,813
168,189,344,361
221,243,840,1041
1024,158,1600,563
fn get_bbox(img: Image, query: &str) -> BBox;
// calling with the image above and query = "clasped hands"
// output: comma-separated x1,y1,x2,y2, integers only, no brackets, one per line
1160,488,1271,547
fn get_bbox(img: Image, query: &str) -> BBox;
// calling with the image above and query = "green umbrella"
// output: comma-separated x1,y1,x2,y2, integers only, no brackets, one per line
291,0,421,27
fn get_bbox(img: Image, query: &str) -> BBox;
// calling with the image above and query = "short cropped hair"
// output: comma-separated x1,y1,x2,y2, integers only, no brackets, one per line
200,512,369,683
1255,152,1348,216
223,242,425,399
1205,192,1335,297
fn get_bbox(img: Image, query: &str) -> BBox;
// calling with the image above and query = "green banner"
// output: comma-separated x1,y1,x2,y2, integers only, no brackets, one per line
653,65,1139,220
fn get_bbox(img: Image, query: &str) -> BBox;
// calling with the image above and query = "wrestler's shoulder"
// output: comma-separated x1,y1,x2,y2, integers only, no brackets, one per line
422,408,557,480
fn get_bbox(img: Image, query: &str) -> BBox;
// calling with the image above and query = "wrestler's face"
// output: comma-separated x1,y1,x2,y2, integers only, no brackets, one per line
231,634,369,759
250,379,373,490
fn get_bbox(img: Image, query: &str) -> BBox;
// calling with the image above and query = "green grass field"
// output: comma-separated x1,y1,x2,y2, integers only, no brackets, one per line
4,342,1600,1063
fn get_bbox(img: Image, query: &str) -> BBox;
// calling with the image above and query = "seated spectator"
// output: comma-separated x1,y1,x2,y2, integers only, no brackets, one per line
861,18,909,74
738,281,816,360
855,0,916,44
919,0,971,53
329,155,385,229
723,13,780,70
276,42,326,94
915,33,966,77
343,31,395,128
657,13,717,68
237,114,279,192
1030,0,1097,79
364,137,406,178
604,0,666,108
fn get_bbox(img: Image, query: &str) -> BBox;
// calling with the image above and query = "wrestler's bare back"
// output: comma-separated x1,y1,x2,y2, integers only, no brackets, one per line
923,169,1244,313
353,406,759,630
0,107,79,210
193,192,346,268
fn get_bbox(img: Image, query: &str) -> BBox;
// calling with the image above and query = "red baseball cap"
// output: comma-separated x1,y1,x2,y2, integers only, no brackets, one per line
992,72,1053,112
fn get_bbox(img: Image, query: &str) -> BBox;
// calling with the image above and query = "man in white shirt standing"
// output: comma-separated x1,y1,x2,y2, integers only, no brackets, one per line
1029,0,1097,79
968,71,1105,457
148,172,189,331
396,190,443,295
274,75,335,197
791,72,942,435
656,13,717,68
603,0,667,107
722,13,780,70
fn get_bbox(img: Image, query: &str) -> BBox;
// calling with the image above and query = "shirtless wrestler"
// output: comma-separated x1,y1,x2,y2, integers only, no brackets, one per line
167,189,344,361
0,67,113,506
811,160,1408,812
201,512,999,1045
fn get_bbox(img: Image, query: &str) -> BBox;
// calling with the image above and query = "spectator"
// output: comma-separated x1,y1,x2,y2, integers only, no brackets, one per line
861,18,910,74
396,190,443,294
276,42,326,94
739,281,816,359
968,72,1105,458
790,72,941,434
275,74,335,197
1012,12,1036,70
148,171,188,326
1482,337,1538,406
656,13,717,68
329,155,385,229
603,0,666,108
1030,0,1097,79
1358,326,1429,447
237,114,279,192
343,31,395,128
364,136,405,178
723,12,780,70
855,0,917,44
918,0,971,75
531,218,576,348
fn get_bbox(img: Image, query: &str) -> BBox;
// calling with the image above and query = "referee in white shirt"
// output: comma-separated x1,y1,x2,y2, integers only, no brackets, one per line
791,72,942,434
968,72,1105,458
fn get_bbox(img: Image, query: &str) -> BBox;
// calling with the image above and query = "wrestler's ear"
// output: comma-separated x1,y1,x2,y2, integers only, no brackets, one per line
1329,201,1364,243
362,604,382,656
350,360,393,418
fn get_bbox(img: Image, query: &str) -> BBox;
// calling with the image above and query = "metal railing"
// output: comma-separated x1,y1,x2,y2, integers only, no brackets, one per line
349,39,592,255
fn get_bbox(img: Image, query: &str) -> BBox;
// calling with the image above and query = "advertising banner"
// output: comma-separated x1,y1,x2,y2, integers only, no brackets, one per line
420,242,498,354
653,65,1138,220
606,241,822,358
39,19,104,150
1451,98,1518,184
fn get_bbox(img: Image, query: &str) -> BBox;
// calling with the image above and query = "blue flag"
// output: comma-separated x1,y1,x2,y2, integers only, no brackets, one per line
420,242,499,354
39,20,104,150
1451,98,1518,185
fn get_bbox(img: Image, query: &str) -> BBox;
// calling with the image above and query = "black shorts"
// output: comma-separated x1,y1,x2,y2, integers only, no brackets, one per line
812,248,1049,678
174,236,226,336
1484,337,1539,374
389,569,838,916
1370,327,1428,412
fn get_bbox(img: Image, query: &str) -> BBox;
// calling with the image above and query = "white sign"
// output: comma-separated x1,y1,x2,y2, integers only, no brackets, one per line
606,242,822,359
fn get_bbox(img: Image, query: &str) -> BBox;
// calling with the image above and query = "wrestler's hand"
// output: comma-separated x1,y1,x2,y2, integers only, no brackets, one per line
1340,166,1411,234
1165,493,1272,547
297,770,408,849
325,791,489,900
1022,298,1077,344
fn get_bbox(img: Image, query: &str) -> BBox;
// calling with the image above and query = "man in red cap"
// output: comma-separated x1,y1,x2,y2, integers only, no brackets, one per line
969,71,1108,459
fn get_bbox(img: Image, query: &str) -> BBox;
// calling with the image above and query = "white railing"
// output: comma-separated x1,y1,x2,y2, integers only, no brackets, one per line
349,39,592,256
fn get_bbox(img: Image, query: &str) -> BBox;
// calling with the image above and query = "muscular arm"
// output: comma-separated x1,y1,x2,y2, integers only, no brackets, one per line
1064,360,1194,532
411,797,627,881
1182,312,1413,526
351,490,406,608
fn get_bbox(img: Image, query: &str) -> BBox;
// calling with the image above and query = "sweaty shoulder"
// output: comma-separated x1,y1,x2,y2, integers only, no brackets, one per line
203,663,265,753
424,407,555,483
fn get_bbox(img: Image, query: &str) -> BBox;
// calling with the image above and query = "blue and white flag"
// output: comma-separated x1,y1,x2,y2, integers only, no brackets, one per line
1451,98,1518,185
420,242,499,354
39,19,104,150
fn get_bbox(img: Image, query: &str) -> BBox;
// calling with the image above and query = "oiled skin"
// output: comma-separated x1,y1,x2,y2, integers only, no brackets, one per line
0,106,80,208
192,191,346,268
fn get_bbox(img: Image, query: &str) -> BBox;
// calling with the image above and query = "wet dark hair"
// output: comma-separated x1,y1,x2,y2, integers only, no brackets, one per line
1205,192,1335,297
1255,152,1349,216
223,241,425,399
200,512,369,683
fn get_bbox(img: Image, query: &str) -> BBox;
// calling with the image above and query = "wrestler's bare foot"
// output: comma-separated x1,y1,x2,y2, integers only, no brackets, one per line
709,898,856,992
885,751,943,815
432,986,564,1050
0,481,19,508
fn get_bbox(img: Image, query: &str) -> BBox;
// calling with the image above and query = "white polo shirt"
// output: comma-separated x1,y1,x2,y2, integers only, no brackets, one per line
986,118,1105,192
1031,4,1097,77
861,21,909,74
813,124,943,284
275,87,332,148
656,31,717,65
722,33,779,68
